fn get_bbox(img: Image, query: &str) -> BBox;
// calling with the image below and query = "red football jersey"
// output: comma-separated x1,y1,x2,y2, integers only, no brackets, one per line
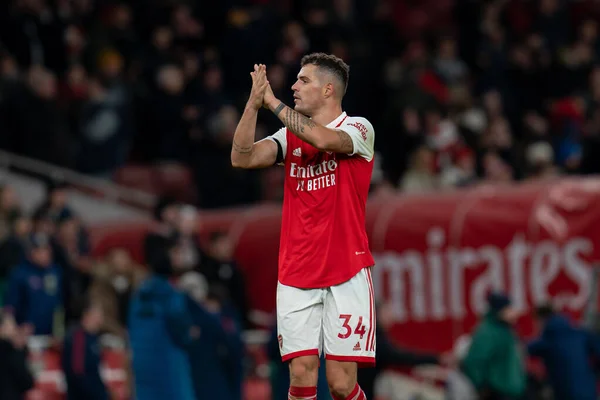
265,112,376,288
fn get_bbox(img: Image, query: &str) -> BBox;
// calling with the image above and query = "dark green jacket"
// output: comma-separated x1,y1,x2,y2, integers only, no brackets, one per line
461,313,526,397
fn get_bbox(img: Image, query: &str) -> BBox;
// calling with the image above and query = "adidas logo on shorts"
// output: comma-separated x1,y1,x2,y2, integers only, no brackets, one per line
353,341,361,351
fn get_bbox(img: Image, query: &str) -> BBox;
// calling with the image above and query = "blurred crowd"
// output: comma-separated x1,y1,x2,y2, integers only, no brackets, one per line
0,181,251,399
3,0,600,209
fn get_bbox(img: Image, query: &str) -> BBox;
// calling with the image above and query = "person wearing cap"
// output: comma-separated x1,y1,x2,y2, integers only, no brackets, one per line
3,232,63,336
527,304,600,400
179,271,244,400
461,292,526,400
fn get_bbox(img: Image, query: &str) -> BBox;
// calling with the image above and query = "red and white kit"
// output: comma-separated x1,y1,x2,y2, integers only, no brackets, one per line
265,112,376,366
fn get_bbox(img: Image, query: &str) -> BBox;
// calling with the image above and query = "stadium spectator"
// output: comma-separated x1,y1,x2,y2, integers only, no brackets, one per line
0,184,21,241
143,196,179,266
89,247,145,333
461,292,526,400
174,204,202,272
179,271,244,400
200,231,250,328
0,311,34,400
0,213,31,303
61,298,109,400
128,239,196,400
4,232,63,335
527,304,600,400
35,181,74,224
54,214,94,326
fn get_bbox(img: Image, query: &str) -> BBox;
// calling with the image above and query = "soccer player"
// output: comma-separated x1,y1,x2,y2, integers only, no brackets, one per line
231,54,376,400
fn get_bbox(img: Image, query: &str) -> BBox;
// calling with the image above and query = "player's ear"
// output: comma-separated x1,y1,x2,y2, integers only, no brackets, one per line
323,82,334,99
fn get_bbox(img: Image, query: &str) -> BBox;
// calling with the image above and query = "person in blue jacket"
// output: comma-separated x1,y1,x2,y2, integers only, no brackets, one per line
179,271,245,400
62,297,109,400
128,242,196,400
527,304,600,400
4,232,62,335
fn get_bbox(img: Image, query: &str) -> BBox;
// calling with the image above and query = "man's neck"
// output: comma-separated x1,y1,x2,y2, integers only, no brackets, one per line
310,105,343,127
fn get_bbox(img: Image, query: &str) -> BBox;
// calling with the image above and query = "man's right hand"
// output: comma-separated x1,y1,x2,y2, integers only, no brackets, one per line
247,64,268,111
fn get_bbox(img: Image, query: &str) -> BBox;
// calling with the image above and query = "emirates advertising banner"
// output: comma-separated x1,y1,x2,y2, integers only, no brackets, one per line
91,178,600,353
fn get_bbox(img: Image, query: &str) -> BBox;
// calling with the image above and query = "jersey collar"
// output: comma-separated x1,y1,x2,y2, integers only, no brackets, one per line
326,112,347,128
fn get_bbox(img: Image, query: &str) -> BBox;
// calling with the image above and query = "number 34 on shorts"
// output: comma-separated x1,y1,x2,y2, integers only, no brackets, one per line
276,267,376,367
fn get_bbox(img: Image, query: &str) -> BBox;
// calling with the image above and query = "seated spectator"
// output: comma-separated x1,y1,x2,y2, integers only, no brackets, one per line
179,271,244,400
128,240,196,400
527,304,600,400
4,233,63,335
61,298,109,400
461,292,526,400
0,311,34,400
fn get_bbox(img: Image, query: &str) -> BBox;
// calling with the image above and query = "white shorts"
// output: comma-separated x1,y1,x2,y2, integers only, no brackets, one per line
276,267,376,367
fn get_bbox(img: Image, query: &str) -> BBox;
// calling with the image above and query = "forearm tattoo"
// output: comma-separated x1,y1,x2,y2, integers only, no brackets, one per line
336,130,353,153
280,106,316,135
232,140,253,154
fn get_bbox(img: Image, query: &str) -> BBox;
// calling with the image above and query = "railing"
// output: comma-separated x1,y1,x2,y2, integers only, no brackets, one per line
0,149,156,210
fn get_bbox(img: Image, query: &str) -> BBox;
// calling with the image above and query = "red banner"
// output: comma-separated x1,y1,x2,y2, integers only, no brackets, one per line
90,178,600,353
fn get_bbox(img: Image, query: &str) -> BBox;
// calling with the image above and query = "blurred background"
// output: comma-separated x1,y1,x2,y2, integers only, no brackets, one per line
3,0,600,399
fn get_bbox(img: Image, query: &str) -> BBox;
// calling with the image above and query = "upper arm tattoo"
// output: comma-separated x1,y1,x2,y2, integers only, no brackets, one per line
336,130,354,153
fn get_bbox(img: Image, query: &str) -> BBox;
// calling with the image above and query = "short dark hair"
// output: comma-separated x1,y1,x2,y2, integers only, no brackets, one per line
301,52,350,95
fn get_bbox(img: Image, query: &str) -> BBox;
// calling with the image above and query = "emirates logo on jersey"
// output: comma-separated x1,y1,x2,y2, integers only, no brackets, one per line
290,160,338,192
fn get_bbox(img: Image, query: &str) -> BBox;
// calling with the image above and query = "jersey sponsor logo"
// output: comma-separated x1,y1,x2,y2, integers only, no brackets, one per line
348,122,368,141
293,147,302,157
290,160,338,192
355,251,366,255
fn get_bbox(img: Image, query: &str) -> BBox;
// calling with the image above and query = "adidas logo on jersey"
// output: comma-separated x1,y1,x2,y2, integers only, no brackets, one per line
353,341,361,351
293,147,302,157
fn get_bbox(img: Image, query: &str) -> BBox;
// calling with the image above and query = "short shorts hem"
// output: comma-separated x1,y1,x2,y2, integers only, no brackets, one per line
325,354,376,368
281,349,319,362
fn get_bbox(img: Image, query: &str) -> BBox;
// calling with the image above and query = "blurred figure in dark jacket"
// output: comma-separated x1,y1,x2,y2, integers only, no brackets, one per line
0,213,31,305
143,196,179,266
4,233,63,335
62,298,109,400
357,302,445,400
200,231,250,328
128,240,196,400
34,181,74,224
179,271,244,400
527,304,600,400
0,311,34,400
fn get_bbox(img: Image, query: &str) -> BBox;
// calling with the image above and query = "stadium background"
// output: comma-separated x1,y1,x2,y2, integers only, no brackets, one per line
2,0,600,399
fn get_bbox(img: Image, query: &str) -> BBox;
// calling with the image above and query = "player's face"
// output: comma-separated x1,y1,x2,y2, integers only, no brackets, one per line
291,64,325,116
